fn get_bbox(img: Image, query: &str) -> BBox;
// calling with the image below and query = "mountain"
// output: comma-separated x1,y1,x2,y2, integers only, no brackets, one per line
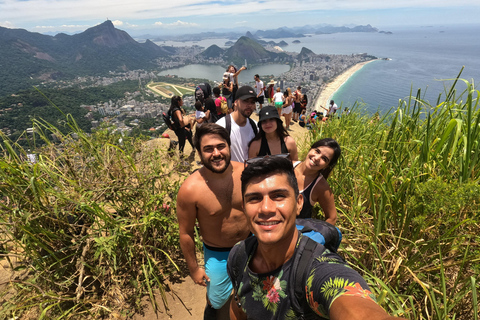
0,20,174,97
199,45,224,58
223,36,288,66
254,28,305,39
298,47,316,60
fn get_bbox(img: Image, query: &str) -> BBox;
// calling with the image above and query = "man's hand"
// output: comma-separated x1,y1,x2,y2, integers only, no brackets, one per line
191,267,210,287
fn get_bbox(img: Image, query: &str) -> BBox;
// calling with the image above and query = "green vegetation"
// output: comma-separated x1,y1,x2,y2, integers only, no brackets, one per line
308,78,479,319
0,116,188,319
0,77,478,319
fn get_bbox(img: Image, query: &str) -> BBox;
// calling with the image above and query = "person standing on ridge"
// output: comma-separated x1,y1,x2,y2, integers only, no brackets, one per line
327,100,338,117
216,86,258,163
168,95,194,156
254,74,265,112
293,86,302,122
177,123,250,320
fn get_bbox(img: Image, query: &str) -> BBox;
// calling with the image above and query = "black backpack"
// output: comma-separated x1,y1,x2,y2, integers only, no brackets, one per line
195,83,212,103
295,218,342,252
163,107,181,130
230,234,328,319
162,111,175,130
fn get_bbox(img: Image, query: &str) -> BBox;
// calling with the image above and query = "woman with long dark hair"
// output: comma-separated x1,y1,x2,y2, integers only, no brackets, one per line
248,105,298,161
294,138,341,224
168,95,194,155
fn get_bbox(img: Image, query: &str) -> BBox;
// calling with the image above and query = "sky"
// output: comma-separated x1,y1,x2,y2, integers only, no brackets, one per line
0,0,478,36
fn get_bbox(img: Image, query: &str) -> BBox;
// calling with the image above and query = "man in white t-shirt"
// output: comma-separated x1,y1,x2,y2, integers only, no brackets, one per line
216,86,258,163
327,100,338,117
254,74,265,111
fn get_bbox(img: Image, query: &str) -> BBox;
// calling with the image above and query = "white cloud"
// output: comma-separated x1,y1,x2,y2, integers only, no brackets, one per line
153,20,198,28
0,0,478,32
170,20,198,27
0,21,16,28
112,20,124,26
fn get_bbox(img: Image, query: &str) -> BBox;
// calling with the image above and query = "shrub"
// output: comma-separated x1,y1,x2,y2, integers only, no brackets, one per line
0,115,187,319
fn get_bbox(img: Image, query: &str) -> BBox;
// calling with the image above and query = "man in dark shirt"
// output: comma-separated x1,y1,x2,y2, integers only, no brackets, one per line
227,156,408,320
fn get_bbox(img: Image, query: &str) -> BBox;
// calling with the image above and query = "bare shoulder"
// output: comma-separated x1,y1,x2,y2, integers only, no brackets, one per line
248,139,261,158
284,136,297,147
178,170,206,198
312,175,332,195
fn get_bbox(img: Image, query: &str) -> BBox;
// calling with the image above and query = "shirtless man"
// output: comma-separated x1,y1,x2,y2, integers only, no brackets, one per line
293,86,302,122
176,123,250,319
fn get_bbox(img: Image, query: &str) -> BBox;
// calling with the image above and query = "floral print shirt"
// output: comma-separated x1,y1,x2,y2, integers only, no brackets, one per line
227,235,376,319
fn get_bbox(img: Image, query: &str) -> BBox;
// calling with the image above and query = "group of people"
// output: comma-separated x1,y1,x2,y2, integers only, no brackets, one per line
173,84,405,319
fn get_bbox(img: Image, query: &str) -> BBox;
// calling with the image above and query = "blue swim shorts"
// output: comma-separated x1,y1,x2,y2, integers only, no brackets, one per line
204,243,233,309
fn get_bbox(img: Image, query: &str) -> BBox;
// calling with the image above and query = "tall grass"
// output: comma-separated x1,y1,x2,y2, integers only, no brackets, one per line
308,78,479,319
0,114,187,319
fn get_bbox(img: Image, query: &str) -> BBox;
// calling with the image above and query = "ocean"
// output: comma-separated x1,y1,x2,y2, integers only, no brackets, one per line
155,24,480,114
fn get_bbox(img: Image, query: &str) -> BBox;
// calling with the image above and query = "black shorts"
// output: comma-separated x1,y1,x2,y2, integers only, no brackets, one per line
294,102,302,113
257,96,265,105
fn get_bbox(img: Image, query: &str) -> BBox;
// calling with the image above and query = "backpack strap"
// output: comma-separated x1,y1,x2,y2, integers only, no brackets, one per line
249,118,258,135
289,234,326,319
231,236,258,296
225,114,257,136
225,113,231,136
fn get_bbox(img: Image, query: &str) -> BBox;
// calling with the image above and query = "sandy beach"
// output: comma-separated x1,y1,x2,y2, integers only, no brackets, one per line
314,60,377,113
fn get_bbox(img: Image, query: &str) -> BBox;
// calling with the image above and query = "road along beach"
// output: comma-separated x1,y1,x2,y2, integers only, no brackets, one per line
314,60,377,113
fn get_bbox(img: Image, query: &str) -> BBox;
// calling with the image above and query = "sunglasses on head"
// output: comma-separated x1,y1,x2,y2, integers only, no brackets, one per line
244,153,290,167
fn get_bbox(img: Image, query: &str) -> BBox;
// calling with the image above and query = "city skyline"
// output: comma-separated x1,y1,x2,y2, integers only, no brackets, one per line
1,0,478,36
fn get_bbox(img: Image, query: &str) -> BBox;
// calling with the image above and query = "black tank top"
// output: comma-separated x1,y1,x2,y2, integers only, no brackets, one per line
258,135,288,157
294,161,324,219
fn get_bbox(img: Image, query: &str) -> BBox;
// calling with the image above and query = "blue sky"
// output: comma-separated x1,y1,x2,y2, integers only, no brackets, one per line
0,0,478,35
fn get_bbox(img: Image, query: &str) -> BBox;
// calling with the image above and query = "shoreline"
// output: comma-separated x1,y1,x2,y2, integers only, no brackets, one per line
314,59,377,113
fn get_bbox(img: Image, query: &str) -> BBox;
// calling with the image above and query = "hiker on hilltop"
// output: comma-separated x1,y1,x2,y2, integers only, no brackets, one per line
176,123,250,319
216,86,258,163
248,105,298,161
227,65,247,101
294,138,341,224
327,99,338,117
273,87,285,116
254,74,265,111
168,95,194,155
282,88,294,131
292,86,303,122
194,101,210,129
227,156,408,320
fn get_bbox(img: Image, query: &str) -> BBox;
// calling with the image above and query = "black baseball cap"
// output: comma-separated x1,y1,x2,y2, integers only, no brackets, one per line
235,86,257,101
259,105,280,123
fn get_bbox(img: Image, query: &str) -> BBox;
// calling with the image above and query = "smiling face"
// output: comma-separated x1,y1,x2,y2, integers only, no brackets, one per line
305,146,334,171
199,133,231,174
243,173,303,246
260,118,277,134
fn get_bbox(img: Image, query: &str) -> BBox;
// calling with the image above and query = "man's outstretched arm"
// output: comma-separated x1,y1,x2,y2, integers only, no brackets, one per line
330,296,408,320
